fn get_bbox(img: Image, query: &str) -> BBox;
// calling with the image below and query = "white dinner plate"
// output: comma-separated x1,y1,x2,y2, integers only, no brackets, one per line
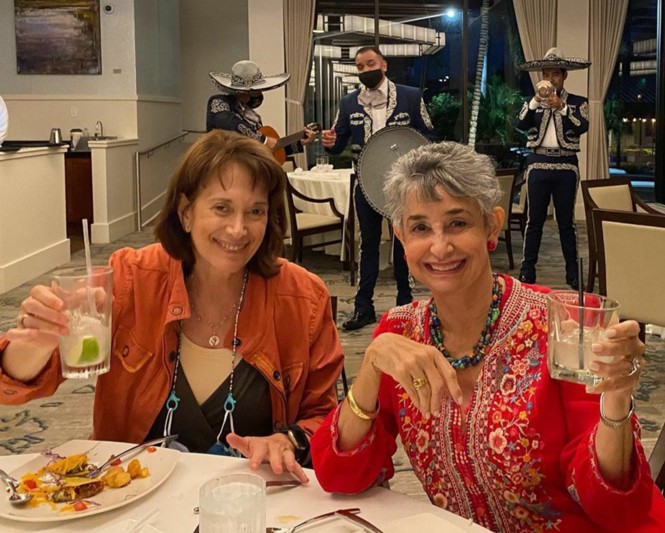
0,439,180,523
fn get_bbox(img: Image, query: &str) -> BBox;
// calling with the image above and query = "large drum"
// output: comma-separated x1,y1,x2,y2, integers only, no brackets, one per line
357,126,430,218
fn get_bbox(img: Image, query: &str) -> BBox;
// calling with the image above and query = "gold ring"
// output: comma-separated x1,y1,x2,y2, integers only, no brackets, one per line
412,377,428,390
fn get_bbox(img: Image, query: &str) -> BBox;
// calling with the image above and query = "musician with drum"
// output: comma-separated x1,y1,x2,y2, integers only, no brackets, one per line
321,46,433,331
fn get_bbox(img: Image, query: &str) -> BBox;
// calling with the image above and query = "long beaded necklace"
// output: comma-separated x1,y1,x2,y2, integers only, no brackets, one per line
163,269,249,455
428,274,502,370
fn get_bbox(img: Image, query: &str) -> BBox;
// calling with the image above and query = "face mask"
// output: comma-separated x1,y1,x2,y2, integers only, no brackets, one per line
359,69,384,89
246,94,264,109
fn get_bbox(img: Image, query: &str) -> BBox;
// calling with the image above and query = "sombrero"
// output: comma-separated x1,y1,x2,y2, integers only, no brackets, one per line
518,47,591,72
209,60,290,92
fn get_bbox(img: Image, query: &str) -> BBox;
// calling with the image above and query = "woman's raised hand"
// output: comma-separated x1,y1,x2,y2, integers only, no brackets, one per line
586,320,645,397
366,333,463,418
225,433,309,484
6,285,68,348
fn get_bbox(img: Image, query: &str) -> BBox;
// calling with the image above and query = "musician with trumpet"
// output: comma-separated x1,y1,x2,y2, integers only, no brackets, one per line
516,48,591,290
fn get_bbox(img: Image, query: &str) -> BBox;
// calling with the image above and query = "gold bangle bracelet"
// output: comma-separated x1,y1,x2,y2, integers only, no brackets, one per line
347,388,380,420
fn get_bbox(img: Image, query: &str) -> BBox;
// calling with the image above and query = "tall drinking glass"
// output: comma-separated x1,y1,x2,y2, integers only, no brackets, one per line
52,266,113,379
547,290,620,386
199,473,266,533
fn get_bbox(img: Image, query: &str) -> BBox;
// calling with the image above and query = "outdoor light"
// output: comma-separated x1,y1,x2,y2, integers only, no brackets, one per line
446,9,456,18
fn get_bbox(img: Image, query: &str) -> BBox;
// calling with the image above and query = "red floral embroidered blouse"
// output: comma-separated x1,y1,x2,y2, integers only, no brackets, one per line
312,275,665,532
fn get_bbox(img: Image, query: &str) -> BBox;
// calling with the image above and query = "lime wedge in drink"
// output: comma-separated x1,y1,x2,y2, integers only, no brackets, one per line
78,336,100,365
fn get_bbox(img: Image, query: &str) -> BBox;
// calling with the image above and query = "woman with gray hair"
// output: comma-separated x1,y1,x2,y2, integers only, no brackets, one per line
312,142,665,531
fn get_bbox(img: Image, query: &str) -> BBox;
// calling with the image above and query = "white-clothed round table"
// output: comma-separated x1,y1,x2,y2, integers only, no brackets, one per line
0,452,492,532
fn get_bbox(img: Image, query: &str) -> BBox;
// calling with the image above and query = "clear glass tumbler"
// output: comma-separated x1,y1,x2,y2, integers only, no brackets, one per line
199,473,266,533
52,266,113,379
547,290,620,386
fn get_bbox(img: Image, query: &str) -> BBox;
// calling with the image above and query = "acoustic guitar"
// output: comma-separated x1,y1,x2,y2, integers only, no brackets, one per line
259,122,321,164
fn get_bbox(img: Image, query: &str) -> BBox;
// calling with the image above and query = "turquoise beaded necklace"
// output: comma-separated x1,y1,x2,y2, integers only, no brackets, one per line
428,274,503,370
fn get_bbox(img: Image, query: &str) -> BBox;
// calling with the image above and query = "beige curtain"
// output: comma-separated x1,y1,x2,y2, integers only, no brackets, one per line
513,0,557,89
587,0,629,180
283,0,316,170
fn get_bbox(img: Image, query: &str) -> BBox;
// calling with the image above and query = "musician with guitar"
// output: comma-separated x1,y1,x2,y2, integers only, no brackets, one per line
207,60,317,160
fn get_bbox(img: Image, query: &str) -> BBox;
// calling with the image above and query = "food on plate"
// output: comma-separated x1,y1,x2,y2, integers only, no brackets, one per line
16,452,151,511
102,466,131,488
127,458,150,479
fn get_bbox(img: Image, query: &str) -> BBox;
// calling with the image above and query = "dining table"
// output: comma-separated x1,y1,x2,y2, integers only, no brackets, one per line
0,451,493,532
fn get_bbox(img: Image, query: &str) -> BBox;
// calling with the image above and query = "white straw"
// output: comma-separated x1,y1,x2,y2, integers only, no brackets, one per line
82,219,93,275
82,220,96,316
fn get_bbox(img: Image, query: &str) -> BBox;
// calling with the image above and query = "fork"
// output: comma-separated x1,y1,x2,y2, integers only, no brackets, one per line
62,435,177,479
265,508,361,533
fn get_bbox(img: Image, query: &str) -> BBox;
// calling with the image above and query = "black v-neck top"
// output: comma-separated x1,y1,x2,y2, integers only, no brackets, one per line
147,359,273,453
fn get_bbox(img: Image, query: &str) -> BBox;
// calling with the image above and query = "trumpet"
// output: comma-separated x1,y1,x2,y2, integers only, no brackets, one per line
536,80,555,99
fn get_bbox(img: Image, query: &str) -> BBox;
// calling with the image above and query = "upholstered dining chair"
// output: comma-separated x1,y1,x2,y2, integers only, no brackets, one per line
592,207,665,493
283,177,346,264
495,169,520,270
592,208,665,341
580,178,661,292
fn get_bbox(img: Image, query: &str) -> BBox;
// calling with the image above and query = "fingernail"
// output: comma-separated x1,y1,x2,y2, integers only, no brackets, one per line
591,343,602,353
456,394,464,406
589,361,600,372
605,329,617,338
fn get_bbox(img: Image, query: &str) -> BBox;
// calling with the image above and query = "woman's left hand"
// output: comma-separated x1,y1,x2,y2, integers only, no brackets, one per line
586,319,645,396
226,433,309,484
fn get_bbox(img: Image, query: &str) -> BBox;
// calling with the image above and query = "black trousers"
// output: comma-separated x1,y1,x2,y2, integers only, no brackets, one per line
520,154,579,282
354,186,412,315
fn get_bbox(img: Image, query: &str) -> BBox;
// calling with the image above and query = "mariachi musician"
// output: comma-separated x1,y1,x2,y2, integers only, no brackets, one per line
207,60,316,154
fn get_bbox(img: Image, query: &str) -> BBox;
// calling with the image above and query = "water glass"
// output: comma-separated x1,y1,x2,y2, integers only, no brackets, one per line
547,290,620,386
316,155,329,170
52,266,113,379
199,473,266,533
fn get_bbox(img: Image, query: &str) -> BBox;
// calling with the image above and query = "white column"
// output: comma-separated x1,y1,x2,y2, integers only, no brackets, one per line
248,0,286,135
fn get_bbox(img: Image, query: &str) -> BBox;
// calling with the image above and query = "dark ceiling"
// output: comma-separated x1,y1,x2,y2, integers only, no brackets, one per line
317,1,488,19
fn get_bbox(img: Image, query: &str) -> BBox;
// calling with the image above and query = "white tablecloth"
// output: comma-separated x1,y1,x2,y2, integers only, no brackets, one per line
288,168,354,218
0,452,492,532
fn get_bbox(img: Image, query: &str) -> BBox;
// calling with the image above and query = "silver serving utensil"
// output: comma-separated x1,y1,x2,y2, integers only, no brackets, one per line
62,434,178,479
265,508,361,533
336,508,385,532
193,479,302,514
0,469,32,506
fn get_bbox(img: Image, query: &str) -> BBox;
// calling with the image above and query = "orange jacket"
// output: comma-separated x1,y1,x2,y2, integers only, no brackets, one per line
0,244,344,443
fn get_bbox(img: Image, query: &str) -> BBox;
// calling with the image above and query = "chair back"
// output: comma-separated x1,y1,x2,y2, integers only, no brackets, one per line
496,173,515,231
593,208,665,326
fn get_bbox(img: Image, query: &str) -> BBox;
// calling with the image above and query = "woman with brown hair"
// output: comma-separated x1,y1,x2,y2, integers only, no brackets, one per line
0,130,343,483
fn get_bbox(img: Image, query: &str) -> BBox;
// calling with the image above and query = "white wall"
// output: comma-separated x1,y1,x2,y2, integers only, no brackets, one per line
0,0,138,140
134,0,181,99
180,0,249,132
0,1,137,95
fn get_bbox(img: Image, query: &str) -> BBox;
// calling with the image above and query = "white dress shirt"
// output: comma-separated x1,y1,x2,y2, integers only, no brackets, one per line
358,76,389,134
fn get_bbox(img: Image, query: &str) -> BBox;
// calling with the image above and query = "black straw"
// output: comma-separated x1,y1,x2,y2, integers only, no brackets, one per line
577,257,585,370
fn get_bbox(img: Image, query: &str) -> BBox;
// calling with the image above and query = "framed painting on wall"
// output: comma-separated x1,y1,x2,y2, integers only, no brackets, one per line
15,0,102,75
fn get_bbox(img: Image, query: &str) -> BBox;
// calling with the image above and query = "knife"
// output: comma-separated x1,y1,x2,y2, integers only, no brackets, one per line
336,508,384,533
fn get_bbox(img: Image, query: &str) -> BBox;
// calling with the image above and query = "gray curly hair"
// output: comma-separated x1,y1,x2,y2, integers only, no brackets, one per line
383,141,502,227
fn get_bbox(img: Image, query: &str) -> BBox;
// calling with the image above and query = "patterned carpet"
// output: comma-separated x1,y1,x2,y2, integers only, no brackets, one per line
1,219,663,502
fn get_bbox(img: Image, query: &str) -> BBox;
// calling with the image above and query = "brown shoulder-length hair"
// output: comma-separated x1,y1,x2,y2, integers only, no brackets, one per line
154,129,287,278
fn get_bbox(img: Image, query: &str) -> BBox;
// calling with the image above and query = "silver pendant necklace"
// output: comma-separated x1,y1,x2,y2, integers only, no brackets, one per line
188,274,244,347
